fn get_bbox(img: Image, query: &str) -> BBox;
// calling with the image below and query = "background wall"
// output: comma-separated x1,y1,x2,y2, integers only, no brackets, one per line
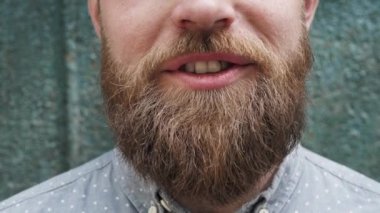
0,0,379,200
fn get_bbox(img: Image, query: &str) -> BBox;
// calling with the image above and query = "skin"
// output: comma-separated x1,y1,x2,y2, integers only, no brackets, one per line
89,0,318,80
88,0,319,212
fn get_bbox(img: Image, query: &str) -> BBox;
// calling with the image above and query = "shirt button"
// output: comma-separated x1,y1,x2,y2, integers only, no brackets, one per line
258,208,269,213
160,199,172,212
148,206,157,213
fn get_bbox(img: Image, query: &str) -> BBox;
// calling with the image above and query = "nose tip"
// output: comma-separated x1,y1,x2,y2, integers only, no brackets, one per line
171,0,235,32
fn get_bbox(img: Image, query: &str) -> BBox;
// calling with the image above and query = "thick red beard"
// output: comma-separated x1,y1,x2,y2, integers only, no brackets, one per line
101,30,313,206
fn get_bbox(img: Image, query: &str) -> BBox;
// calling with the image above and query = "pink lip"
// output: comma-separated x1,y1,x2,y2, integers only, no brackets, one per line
160,53,255,90
161,53,252,71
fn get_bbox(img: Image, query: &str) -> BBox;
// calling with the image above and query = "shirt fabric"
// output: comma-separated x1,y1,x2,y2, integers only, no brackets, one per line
1,145,380,213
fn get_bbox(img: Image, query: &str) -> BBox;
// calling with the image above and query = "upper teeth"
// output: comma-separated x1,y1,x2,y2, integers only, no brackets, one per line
183,61,230,74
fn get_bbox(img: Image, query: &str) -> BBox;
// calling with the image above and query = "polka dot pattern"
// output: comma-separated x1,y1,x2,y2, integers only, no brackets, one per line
0,146,379,213
272,147,380,213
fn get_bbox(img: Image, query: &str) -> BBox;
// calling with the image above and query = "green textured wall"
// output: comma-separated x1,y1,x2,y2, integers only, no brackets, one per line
0,0,379,200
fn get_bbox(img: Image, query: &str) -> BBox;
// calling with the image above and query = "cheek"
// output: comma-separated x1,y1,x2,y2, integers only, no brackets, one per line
100,1,171,63
237,1,304,53
270,6,305,53
110,23,156,62
272,16,304,53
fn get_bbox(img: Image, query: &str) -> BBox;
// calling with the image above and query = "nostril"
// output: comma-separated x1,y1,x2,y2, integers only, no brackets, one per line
215,18,233,28
179,19,193,28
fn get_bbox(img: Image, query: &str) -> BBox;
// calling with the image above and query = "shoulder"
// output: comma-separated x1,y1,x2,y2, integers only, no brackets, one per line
0,150,138,213
300,147,380,195
287,146,380,212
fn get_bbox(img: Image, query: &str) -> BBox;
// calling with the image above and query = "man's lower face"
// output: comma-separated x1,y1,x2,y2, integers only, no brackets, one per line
101,30,312,205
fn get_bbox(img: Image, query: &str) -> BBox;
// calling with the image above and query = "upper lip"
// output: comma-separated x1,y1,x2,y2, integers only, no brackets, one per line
161,53,253,71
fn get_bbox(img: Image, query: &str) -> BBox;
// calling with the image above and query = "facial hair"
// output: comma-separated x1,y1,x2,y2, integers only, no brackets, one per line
101,29,313,206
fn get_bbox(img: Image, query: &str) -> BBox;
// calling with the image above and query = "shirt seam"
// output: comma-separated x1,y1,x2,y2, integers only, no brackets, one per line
0,160,113,211
112,150,154,213
277,155,304,213
304,154,380,196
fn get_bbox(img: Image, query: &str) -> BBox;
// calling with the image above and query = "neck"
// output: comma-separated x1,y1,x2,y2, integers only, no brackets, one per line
175,167,277,213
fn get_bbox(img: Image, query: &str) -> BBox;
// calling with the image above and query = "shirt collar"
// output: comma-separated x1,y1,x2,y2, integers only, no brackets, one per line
113,145,303,213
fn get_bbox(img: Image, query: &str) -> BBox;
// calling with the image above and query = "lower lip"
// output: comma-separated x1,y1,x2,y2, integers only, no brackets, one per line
161,65,255,90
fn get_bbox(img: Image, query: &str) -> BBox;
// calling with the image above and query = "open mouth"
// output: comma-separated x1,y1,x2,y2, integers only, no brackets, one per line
178,61,235,74
160,53,255,90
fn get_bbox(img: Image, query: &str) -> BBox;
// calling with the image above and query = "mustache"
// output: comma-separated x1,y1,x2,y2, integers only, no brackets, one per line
132,30,275,81
101,30,277,103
